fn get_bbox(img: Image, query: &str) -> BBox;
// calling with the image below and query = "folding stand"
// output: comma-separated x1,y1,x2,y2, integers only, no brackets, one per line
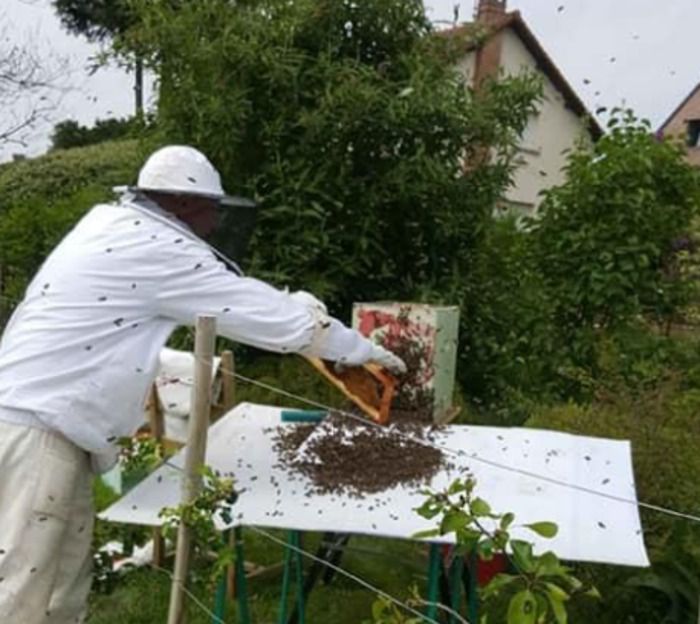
273,531,475,624
212,527,251,624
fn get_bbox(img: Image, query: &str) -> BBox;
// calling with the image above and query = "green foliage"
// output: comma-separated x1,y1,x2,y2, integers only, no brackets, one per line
365,594,423,624
528,352,700,546
527,350,700,623
50,117,140,150
0,139,142,312
0,138,142,210
91,437,163,594
118,435,163,488
415,477,595,623
53,0,135,40
127,0,540,312
0,186,106,308
459,216,555,423
91,478,123,594
529,109,700,369
160,465,237,585
622,524,700,624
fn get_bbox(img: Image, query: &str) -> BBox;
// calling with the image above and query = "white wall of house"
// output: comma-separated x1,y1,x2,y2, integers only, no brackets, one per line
455,53,477,87
458,28,591,212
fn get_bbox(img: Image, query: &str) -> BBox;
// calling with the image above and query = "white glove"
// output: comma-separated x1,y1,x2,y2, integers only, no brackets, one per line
370,345,407,375
289,290,328,315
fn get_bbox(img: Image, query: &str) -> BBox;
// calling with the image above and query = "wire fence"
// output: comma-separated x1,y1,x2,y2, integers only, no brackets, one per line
217,365,700,526
3,288,700,621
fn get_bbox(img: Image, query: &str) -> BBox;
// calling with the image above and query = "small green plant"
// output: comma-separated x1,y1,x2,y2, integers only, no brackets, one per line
119,435,164,488
364,594,424,624
414,477,598,624
159,465,238,584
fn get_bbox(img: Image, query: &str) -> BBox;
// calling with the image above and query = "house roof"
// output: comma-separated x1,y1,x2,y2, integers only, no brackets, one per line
440,11,604,139
658,81,700,134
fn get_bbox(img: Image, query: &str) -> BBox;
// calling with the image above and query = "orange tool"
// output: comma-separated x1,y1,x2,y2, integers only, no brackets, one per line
303,357,397,425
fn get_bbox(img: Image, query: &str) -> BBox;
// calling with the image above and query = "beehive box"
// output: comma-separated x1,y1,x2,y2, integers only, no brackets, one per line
352,303,460,423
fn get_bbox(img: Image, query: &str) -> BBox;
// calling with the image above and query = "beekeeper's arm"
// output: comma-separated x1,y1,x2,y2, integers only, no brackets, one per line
154,243,405,373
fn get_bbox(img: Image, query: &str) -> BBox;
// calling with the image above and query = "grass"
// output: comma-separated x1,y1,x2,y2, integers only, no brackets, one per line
88,352,440,623
87,531,432,623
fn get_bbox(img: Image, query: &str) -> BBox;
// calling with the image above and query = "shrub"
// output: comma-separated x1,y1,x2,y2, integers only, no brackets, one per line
50,117,142,151
527,352,700,623
0,138,143,213
0,140,143,316
529,110,700,371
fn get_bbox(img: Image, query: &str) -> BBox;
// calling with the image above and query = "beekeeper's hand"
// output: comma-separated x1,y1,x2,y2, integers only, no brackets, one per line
289,290,328,315
370,345,407,375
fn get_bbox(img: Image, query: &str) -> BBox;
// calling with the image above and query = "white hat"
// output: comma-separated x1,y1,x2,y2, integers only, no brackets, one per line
129,145,254,208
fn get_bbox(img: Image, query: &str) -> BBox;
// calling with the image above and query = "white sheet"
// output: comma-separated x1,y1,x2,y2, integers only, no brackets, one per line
153,347,221,443
102,402,649,567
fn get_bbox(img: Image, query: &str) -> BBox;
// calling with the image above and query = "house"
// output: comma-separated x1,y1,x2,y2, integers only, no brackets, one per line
658,82,700,167
442,0,602,213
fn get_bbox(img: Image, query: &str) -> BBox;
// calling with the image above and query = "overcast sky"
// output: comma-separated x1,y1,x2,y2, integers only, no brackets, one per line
2,0,698,162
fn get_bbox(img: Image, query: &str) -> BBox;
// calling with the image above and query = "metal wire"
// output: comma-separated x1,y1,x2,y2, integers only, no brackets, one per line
225,368,700,526
149,562,229,624
248,526,470,624
159,459,465,623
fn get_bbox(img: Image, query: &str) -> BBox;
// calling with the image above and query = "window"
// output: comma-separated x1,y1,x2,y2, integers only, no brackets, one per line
687,119,700,147
519,112,541,155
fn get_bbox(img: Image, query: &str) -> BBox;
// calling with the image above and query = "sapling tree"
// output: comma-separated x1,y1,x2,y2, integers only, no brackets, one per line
159,465,237,584
414,477,598,623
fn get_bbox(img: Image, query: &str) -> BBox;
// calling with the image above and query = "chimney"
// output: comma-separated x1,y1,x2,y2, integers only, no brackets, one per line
473,0,507,86
476,0,507,25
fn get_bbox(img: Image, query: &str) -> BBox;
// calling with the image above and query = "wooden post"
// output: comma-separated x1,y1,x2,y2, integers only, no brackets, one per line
147,384,166,567
167,315,217,624
220,350,236,411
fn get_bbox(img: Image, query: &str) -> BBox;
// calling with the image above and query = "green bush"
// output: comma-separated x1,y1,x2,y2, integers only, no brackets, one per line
0,139,143,212
529,110,700,371
529,391,700,544
0,140,143,314
50,117,142,151
459,216,557,425
527,349,700,623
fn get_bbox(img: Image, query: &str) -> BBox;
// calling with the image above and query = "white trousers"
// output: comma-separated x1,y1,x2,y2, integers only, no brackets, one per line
0,421,93,624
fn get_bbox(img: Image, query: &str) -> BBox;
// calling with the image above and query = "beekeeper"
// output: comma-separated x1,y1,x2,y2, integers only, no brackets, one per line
0,145,406,623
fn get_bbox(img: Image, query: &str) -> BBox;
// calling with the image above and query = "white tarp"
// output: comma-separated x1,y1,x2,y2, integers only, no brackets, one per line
153,347,221,443
101,402,650,567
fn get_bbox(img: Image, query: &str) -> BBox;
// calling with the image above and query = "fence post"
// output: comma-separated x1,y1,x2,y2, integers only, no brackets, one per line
166,314,217,624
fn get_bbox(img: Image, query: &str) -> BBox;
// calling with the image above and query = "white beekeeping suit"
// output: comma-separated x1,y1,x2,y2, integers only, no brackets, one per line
0,145,405,624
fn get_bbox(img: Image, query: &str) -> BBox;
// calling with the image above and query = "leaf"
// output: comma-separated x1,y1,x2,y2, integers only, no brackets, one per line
510,540,536,573
524,521,558,539
536,552,562,577
477,538,495,560
440,509,470,535
500,512,515,530
584,586,601,599
544,582,569,602
482,573,518,598
507,589,537,624
371,597,386,620
546,588,568,624
447,479,469,495
412,528,440,540
471,497,492,517
415,499,442,520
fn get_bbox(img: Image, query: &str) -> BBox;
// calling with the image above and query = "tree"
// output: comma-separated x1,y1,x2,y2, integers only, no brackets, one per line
52,0,144,115
0,28,68,148
127,0,540,308
121,0,542,417
530,109,700,368
50,117,137,150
